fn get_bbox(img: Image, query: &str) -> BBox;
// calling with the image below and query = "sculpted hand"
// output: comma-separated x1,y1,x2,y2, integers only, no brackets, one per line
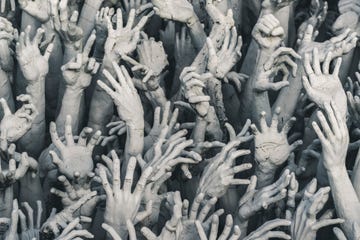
104,8,149,64
102,221,137,240
95,7,115,47
243,219,291,240
254,47,301,92
55,217,94,240
61,32,100,90
298,0,327,41
19,0,49,23
144,102,179,151
41,192,97,237
49,115,101,179
18,201,42,240
0,95,37,142
252,14,284,50
302,48,346,111
140,126,201,181
206,27,242,79
51,174,104,217
196,214,241,240
141,191,182,240
238,170,291,222
174,26,196,71
312,102,349,171
298,25,357,60
198,138,253,198
3,199,19,240
97,62,144,128
16,26,53,82
99,156,153,239
252,108,302,171
177,193,224,240
122,36,168,90
291,179,344,240
0,152,37,189
50,0,83,51
151,0,195,24
180,66,212,117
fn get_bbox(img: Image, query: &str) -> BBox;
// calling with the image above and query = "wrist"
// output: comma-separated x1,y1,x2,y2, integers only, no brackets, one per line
65,86,84,97
327,165,348,179
187,14,200,27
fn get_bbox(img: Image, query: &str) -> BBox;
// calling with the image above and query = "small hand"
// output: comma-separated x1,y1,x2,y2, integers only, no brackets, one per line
254,47,301,92
49,115,101,180
50,173,104,217
180,66,212,117
50,0,83,50
16,26,53,82
291,179,344,240
41,191,97,237
302,49,347,115
141,191,182,240
0,95,37,142
3,199,19,240
251,108,302,170
312,102,349,171
252,14,284,50
98,156,152,239
196,214,241,240
18,201,42,240
104,8,149,64
97,62,144,128
0,152,37,189
206,27,242,79
61,32,100,90
238,170,291,222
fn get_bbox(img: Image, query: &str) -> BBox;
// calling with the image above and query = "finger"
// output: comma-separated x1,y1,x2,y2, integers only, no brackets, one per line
50,122,65,151
78,127,93,146
218,215,233,240
323,51,332,74
190,193,204,220
198,197,217,222
123,156,137,193
0,98,12,116
312,48,321,74
86,130,101,151
140,227,157,240
332,57,342,76
64,115,74,145
312,218,345,231
195,220,208,240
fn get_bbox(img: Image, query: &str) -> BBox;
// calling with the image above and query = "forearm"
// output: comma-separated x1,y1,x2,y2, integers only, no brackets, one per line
255,164,276,189
124,122,144,162
78,0,103,45
18,79,46,157
0,69,14,119
88,66,115,133
186,14,207,52
273,66,302,127
191,22,231,73
192,115,207,145
0,186,13,219
145,86,168,109
241,49,272,125
327,166,360,236
56,88,84,136
352,150,360,199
